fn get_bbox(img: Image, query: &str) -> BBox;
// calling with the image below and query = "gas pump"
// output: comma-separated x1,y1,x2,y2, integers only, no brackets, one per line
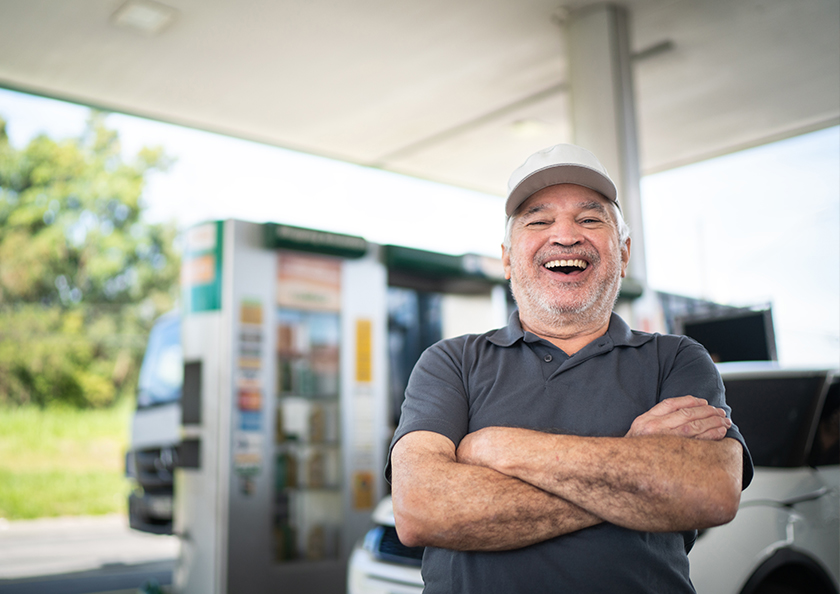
172,219,506,594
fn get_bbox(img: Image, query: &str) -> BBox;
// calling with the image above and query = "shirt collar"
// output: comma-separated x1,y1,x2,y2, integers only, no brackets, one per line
488,310,656,349
605,313,657,348
488,310,526,347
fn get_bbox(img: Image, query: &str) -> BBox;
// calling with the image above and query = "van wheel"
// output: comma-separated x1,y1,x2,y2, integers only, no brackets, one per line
748,566,836,594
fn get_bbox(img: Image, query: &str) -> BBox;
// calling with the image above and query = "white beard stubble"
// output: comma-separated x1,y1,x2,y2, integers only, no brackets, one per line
508,244,623,332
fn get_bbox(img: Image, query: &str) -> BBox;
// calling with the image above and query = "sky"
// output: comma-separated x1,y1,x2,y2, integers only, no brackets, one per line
0,89,505,257
0,88,838,368
641,128,839,368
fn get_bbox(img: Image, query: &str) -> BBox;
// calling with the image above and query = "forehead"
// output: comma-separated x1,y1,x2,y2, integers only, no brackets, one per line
515,184,615,218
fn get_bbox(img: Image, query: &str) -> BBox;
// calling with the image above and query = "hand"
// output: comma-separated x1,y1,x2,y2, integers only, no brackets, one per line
626,396,731,441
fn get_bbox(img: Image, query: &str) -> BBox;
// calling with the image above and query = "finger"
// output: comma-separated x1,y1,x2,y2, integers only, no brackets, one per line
662,408,728,434
675,404,727,421
628,405,729,437
648,404,726,430
689,424,730,441
674,413,731,438
647,396,709,417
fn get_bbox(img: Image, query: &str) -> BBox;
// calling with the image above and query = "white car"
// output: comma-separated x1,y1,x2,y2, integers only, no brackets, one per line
689,364,839,594
348,364,839,594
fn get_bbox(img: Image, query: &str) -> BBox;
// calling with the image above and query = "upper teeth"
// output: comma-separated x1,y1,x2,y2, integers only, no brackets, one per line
545,259,587,270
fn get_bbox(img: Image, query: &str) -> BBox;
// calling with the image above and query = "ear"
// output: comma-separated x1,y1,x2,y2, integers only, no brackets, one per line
620,237,631,278
501,243,512,280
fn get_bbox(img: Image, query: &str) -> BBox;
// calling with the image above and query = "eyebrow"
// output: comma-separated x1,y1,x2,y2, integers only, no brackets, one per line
578,200,610,215
518,200,610,218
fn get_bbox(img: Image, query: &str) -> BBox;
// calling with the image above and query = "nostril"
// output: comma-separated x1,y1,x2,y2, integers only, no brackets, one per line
553,239,581,247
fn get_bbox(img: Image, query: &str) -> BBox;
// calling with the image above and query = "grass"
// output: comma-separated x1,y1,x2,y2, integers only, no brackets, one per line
0,399,133,520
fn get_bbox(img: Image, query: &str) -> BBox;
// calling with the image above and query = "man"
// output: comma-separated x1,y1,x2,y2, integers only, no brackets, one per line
388,144,753,593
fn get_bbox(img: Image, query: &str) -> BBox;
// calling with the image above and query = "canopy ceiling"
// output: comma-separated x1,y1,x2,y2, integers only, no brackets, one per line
0,0,837,196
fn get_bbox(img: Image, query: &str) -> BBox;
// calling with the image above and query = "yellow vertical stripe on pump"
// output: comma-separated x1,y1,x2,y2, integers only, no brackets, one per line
356,319,372,383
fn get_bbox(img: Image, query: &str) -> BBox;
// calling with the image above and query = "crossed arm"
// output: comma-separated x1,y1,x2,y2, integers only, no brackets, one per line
390,396,743,551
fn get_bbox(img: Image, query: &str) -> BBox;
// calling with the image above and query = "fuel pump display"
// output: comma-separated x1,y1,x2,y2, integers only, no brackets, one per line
274,253,343,562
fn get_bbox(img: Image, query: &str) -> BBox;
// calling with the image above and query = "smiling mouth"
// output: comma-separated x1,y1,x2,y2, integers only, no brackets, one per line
544,259,588,274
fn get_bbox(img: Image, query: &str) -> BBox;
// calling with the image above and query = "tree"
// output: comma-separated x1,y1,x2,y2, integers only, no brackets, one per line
0,111,181,407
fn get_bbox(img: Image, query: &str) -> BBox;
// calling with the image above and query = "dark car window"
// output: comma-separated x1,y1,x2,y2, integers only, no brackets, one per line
137,314,182,408
723,374,827,468
809,379,839,467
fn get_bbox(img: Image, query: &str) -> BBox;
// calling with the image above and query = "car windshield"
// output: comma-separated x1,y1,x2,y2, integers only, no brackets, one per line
723,372,829,468
137,314,182,408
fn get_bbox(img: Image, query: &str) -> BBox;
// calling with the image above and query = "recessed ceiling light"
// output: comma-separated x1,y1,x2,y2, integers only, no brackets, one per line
112,0,178,35
511,119,548,138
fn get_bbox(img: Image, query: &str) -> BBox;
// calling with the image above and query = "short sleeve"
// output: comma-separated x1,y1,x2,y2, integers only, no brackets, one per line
384,338,471,482
660,338,755,489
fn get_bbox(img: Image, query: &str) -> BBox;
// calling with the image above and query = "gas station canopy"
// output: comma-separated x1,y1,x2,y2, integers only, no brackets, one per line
0,0,837,197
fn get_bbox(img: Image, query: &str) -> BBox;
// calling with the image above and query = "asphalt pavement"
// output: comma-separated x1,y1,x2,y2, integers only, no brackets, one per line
0,514,178,594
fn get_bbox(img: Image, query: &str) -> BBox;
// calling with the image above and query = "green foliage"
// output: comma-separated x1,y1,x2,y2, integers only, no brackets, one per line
0,469,129,519
0,111,181,408
0,400,131,519
0,305,149,407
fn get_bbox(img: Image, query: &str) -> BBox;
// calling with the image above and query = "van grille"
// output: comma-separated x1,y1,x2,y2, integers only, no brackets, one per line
131,447,177,488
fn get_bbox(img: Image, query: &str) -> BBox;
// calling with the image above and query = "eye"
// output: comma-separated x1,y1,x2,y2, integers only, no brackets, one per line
524,219,551,227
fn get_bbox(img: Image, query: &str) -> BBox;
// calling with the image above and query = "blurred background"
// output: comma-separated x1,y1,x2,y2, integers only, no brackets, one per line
0,0,837,592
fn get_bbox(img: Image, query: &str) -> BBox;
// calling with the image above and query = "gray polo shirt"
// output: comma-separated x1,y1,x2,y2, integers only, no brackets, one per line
388,312,753,594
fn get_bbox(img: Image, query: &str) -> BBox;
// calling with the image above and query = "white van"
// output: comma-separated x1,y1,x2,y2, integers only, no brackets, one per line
125,311,182,534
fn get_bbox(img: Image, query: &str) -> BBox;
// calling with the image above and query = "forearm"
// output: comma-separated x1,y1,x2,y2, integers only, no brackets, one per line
391,431,602,551
464,429,742,532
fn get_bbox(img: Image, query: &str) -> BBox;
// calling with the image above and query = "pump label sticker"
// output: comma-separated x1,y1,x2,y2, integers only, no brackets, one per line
239,411,262,431
276,253,341,311
352,471,374,510
182,221,223,312
181,254,216,285
234,431,263,476
237,389,262,411
235,298,265,480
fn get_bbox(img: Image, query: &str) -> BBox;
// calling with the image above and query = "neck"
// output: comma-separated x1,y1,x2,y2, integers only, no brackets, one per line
518,312,611,356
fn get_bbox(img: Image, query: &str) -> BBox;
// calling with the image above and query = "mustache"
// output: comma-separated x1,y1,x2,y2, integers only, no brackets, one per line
534,246,600,265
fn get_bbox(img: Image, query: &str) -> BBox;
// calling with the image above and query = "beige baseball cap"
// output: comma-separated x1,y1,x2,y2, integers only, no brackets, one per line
505,144,618,217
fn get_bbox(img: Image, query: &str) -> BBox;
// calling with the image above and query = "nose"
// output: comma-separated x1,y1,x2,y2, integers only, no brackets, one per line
549,219,584,247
